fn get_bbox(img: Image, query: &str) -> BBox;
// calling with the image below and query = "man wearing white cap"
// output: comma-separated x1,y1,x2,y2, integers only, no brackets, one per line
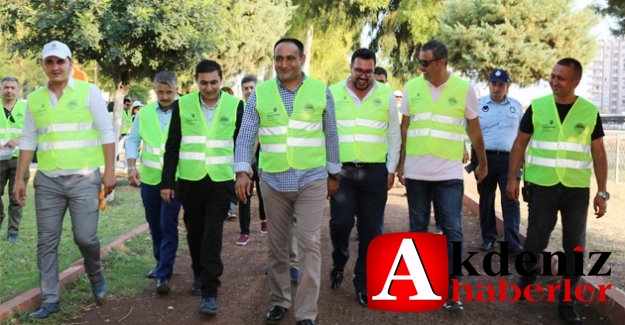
12,40,116,319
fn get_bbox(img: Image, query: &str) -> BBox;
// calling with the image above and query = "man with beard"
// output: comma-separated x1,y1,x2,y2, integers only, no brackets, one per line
327,48,400,306
125,71,182,294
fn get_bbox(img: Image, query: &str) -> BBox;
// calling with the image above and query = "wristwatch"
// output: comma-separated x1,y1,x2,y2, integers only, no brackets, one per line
127,166,137,174
596,191,610,201
328,172,341,181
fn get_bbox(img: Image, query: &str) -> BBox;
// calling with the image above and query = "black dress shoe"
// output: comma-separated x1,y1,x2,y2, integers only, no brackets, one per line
479,241,495,252
558,302,582,324
356,292,367,306
330,266,343,290
296,320,315,325
156,279,170,294
265,305,288,324
508,246,524,257
146,268,157,279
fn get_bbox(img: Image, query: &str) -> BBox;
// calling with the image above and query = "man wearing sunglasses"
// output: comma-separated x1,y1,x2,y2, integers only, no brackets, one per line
397,39,488,312
0,76,30,243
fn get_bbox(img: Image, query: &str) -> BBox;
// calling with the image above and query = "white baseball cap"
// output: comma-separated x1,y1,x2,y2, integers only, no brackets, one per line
394,90,403,98
132,100,144,107
42,41,72,60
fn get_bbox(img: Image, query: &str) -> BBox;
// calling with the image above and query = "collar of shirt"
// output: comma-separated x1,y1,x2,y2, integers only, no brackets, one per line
276,73,306,93
484,96,510,106
200,95,218,111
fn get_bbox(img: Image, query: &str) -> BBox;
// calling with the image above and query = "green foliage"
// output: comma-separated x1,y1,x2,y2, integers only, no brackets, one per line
368,0,442,84
208,0,295,79
438,0,599,86
595,0,625,36
0,38,47,96
0,182,146,305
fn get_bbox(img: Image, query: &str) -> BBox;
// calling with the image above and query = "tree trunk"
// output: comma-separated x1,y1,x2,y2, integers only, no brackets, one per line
303,21,314,75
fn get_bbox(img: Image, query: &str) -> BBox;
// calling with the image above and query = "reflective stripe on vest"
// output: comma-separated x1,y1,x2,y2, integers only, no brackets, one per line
137,103,170,185
405,76,468,160
0,100,26,157
256,77,326,172
525,95,596,187
27,80,104,170
178,91,238,181
330,81,391,163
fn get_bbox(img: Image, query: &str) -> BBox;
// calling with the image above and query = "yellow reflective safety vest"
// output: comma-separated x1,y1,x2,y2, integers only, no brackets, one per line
121,109,133,134
177,91,238,181
525,95,597,188
137,103,170,185
27,80,104,170
0,100,26,158
256,77,327,172
330,81,390,163
405,75,468,160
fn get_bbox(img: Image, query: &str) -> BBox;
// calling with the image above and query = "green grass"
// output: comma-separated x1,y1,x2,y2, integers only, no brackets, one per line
2,233,156,325
0,176,147,304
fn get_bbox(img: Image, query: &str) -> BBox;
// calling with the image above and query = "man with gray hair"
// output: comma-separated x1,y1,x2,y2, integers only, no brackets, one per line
13,40,116,319
1,76,30,243
125,71,182,294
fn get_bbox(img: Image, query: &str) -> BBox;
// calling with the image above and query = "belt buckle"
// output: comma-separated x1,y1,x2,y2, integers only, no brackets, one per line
353,162,364,168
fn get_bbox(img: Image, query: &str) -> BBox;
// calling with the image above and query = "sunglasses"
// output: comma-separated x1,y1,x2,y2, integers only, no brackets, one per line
418,58,441,67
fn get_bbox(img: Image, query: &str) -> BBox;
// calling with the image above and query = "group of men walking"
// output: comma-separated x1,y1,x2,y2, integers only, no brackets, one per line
0,36,609,325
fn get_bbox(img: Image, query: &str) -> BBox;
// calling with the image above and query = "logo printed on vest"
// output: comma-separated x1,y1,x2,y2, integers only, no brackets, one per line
574,123,585,133
448,97,457,105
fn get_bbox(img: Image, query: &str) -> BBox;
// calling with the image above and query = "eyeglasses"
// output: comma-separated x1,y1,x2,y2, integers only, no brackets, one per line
353,68,374,76
418,58,442,67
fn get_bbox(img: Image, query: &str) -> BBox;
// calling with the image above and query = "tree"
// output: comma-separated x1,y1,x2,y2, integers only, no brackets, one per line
287,0,388,84
367,0,442,86
208,0,295,81
438,0,600,86
0,0,229,139
595,0,625,36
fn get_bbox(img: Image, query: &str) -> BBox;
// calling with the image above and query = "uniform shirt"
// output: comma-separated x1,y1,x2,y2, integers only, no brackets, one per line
21,78,115,176
339,79,401,173
477,95,522,152
234,75,341,192
399,75,478,181
125,103,173,160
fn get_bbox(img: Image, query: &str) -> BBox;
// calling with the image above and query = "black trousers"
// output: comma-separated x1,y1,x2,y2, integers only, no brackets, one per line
179,175,233,298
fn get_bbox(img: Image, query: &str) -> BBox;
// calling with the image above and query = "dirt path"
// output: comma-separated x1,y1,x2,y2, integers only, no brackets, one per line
70,186,611,325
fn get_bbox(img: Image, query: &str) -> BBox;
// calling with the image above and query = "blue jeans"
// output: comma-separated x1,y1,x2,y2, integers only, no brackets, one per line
477,153,522,250
140,183,181,280
406,178,464,285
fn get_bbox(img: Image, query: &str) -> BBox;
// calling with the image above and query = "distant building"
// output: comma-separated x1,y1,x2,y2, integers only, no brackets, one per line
586,38,625,114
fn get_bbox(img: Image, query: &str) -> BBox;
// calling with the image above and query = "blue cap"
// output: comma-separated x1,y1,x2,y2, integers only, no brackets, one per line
489,69,510,83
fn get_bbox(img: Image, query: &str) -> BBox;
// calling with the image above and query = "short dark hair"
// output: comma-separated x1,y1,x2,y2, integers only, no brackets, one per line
374,67,387,78
1,76,19,85
221,86,234,95
556,57,583,80
123,97,131,104
351,48,376,65
195,59,222,80
274,38,304,56
421,39,448,62
241,75,257,86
